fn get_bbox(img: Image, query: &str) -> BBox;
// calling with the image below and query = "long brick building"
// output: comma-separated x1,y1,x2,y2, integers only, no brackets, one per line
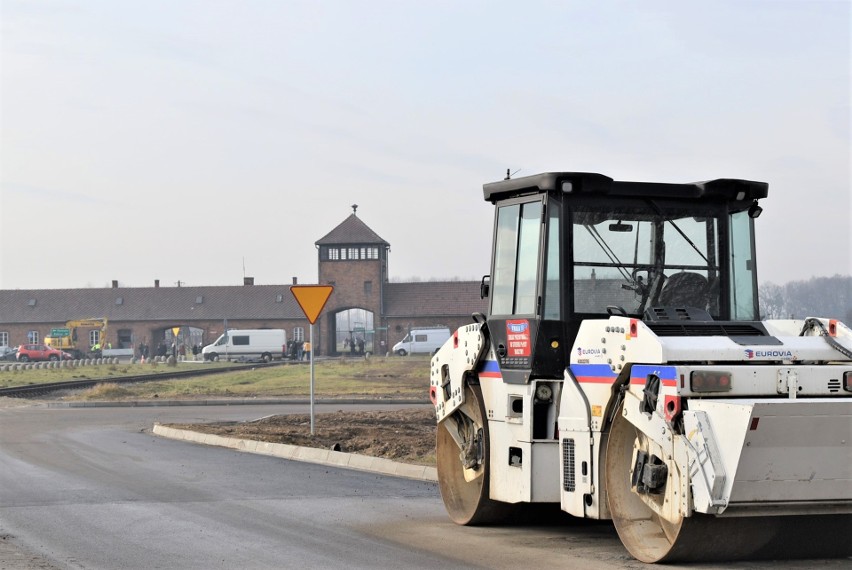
0,212,485,357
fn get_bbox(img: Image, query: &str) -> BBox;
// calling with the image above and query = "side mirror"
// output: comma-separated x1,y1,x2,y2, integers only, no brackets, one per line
480,275,491,299
748,201,763,218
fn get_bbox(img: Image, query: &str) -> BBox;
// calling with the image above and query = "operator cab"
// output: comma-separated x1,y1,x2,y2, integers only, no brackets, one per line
481,172,767,383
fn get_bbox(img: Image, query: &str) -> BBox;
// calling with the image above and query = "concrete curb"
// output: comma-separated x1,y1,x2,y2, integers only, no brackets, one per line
152,423,438,483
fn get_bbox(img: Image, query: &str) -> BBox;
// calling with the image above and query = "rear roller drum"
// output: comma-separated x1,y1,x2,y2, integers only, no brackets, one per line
436,383,512,525
606,403,851,562
606,404,691,562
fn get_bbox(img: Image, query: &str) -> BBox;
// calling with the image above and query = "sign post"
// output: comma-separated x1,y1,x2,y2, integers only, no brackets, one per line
290,285,334,435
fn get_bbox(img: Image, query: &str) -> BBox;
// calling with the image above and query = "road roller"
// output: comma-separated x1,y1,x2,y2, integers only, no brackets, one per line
430,172,852,562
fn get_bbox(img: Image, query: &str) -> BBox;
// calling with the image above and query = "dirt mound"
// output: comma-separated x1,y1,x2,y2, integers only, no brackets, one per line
168,407,437,465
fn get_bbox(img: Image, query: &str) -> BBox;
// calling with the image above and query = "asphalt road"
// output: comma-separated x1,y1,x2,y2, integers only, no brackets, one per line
0,402,462,569
1,402,848,570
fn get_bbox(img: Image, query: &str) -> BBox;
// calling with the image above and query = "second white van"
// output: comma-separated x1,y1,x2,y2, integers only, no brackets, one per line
392,327,451,356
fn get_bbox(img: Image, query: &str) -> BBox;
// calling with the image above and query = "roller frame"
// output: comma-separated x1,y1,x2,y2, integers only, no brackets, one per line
619,388,691,524
431,323,487,423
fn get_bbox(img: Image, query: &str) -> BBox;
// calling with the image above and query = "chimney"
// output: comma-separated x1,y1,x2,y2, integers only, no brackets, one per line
244,277,254,286
154,279,160,288
292,276,298,285
112,280,119,289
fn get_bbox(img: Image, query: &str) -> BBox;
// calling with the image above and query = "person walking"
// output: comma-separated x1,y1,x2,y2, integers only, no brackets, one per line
303,340,311,360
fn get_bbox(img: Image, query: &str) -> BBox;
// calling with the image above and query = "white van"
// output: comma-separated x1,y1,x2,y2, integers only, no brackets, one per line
202,329,286,363
392,327,451,356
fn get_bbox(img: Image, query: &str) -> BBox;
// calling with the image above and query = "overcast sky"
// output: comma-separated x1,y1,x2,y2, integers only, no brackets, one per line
1,1,849,291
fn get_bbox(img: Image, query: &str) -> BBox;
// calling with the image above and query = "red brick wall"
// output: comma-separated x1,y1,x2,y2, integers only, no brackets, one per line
318,257,384,356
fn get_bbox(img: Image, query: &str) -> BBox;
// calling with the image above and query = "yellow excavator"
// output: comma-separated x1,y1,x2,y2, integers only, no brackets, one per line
44,318,108,359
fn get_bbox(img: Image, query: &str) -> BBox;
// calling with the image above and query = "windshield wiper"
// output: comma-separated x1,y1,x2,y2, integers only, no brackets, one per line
645,200,709,264
583,224,633,282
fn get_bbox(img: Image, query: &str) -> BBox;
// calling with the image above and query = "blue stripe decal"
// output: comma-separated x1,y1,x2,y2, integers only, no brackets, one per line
632,365,677,380
570,363,617,378
478,360,501,374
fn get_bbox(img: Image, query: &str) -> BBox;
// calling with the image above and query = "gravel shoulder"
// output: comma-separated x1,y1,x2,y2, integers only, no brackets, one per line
0,534,60,570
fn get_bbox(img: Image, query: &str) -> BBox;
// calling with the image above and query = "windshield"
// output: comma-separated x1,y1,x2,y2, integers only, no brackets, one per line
571,204,721,316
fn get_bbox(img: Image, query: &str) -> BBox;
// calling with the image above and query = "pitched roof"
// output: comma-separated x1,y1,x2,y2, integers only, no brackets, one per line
315,214,389,246
2,281,490,326
384,281,486,317
0,285,306,324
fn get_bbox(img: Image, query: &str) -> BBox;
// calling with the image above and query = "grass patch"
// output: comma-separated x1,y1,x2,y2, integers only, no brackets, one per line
60,357,432,401
78,382,135,400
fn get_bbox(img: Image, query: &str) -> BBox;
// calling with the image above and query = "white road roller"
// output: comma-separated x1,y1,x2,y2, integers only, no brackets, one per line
430,172,851,563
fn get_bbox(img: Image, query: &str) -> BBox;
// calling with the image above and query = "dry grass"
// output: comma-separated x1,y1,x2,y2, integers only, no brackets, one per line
62,356,431,401
78,382,135,400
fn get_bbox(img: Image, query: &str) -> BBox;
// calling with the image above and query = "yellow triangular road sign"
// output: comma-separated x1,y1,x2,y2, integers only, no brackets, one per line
290,285,334,324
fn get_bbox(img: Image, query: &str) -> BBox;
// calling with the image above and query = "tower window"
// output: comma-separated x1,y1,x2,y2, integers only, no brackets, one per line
323,246,380,261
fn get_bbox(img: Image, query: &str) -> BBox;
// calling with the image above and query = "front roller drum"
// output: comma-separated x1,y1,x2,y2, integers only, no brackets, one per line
436,383,512,525
605,403,852,562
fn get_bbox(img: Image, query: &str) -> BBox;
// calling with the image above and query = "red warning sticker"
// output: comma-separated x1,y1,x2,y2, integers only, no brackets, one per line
506,319,531,357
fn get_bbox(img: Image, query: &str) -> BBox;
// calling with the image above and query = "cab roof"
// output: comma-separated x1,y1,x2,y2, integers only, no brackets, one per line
482,172,768,204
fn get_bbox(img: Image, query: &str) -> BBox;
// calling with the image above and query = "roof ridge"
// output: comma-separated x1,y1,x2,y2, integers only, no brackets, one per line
315,214,389,246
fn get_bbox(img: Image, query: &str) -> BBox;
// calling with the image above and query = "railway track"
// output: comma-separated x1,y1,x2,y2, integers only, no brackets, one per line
0,361,294,398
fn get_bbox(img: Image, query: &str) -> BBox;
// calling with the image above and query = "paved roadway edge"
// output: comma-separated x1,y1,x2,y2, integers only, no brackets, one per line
152,424,439,483
44,397,430,408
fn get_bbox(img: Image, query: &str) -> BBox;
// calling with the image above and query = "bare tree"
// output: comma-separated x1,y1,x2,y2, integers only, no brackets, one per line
758,282,787,319
759,275,852,320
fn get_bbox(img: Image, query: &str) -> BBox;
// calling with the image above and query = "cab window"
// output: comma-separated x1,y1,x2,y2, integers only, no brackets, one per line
491,200,542,316
729,210,758,320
